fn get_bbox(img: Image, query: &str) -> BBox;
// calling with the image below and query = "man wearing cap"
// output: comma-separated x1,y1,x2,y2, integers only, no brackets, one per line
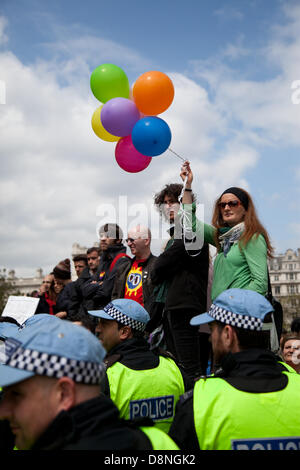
89,298,193,434
0,318,20,450
0,314,179,450
82,223,130,311
168,289,300,450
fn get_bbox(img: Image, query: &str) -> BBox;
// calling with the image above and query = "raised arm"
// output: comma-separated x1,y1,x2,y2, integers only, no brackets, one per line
179,161,216,246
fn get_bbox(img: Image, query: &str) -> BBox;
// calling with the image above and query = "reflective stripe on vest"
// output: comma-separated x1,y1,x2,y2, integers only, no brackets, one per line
140,426,179,450
193,372,300,450
107,356,185,433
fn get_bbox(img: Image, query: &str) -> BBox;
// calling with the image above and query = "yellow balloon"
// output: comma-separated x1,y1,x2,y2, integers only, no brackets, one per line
91,106,120,142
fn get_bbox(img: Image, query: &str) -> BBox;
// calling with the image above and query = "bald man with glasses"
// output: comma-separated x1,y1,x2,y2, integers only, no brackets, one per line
111,225,156,315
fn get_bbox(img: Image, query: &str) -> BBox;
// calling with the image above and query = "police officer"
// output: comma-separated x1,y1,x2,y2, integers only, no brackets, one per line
89,299,193,433
169,289,300,451
0,314,179,450
0,318,20,450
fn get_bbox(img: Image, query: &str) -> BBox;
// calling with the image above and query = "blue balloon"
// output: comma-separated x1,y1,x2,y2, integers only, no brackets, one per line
131,117,172,157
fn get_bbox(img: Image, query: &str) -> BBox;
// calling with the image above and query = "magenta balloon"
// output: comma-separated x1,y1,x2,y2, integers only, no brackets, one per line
101,98,140,137
115,135,152,173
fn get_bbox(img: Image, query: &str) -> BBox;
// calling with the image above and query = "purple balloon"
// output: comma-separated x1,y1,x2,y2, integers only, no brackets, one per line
115,135,152,173
101,98,140,137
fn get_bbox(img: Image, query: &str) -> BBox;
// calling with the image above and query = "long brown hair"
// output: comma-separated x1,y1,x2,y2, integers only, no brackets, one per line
211,187,273,257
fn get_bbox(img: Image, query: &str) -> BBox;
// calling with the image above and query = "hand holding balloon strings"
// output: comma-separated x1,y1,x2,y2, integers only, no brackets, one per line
178,160,199,255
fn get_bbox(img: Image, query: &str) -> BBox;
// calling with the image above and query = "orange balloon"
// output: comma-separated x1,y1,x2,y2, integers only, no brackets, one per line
133,71,174,115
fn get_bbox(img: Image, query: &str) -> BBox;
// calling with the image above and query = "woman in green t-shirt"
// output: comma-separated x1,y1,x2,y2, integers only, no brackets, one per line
179,162,273,302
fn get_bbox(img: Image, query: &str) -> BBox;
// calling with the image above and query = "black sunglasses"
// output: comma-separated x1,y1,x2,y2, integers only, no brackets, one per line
218,200,241,210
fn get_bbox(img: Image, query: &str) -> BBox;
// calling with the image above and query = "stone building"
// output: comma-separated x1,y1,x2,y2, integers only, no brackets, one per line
2,241,99,297
268,248,300,328
6,268,44,296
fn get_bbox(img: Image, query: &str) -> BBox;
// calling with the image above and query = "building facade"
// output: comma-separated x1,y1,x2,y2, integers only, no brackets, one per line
6,268,44,296
268,248,300,328
2,241,99,298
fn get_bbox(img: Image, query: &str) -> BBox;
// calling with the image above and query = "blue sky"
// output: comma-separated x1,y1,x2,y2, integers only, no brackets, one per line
0,0,300,277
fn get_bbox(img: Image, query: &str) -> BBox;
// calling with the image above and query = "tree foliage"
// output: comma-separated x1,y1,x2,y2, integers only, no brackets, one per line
0,269,15,313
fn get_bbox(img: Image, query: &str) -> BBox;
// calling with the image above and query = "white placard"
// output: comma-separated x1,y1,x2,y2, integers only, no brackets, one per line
1,296,39,324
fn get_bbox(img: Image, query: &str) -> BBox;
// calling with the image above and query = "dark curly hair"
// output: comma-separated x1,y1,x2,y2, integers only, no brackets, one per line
154,183,196,215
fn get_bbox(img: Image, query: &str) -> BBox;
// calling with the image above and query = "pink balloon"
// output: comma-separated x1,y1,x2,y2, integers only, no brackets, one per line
115,135,152,173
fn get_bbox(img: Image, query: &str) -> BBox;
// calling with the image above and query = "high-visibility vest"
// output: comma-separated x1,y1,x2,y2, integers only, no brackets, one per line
107,356,185,433
193,372,300,450
278,361,298,374
140,426,179,450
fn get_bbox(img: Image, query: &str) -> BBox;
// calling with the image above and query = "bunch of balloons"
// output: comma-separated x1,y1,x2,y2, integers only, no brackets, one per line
90,64,174,173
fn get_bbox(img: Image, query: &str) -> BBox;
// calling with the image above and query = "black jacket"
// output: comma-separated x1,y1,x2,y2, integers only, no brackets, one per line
168,349,292,450
81,244,130,310
111,253,157,314
0,415,15,450
55,282,77,317
35,292,58,315
151,232,209,313
31,395,154,450
67,267,94,319
102,337,194,395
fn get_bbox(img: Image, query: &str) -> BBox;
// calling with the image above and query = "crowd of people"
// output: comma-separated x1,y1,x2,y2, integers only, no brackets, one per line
0,161,299,451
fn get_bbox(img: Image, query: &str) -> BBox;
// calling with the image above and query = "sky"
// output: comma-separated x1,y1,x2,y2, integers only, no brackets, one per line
0,0,300,278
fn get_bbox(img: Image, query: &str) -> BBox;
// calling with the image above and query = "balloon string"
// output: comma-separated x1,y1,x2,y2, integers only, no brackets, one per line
167,148,199,257
168,148,187,162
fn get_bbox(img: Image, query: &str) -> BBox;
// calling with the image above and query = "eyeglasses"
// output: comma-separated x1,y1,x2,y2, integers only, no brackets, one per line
126,238,137,244
218,200,241,210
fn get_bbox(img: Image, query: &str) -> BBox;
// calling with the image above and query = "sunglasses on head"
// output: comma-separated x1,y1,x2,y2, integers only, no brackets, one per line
218,200,241,209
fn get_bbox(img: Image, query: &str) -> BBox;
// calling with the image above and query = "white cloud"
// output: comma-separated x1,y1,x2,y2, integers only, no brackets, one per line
0,44,257,275
221,34,250,61
192,4,300,148
1,3,300,275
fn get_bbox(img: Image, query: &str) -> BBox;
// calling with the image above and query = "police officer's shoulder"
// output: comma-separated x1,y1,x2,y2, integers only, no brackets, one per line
154,347,195,389
178,374,214,402
178,388,194,406
104,353,122,368
156,347,177,360
155,347,186,369
277,360,298,374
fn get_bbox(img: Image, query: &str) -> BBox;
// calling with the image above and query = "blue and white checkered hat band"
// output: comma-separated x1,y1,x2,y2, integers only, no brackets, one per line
6,346,105,384
209,303,263,330
104,303,146,331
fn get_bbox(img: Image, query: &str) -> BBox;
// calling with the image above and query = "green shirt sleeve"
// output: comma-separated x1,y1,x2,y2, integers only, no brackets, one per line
181,202,216,246
241,234,268,295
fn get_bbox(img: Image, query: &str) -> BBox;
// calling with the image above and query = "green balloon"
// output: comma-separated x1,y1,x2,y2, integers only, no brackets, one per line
90,63,130,103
